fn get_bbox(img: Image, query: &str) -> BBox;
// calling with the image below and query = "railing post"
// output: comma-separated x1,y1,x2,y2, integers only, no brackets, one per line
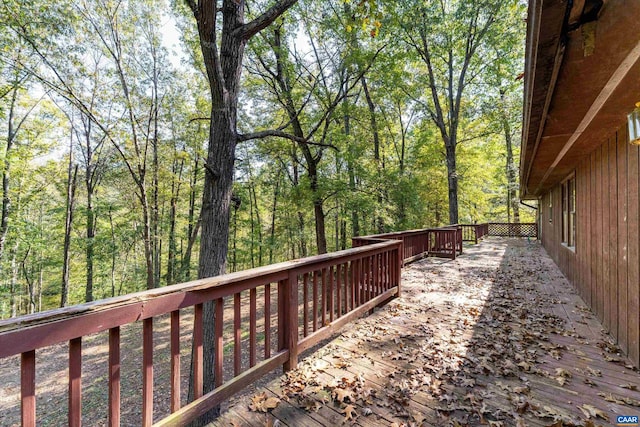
282,271,299,372
396,242,403,297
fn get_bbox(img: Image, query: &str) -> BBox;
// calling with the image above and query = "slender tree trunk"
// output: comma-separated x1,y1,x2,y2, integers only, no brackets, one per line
61,140,78,307
268,171,280,264
10,240,18,317
108,207,117,297
167,149,183,285
0,84,18,264
500,90,519,223
250,185,262,265
85,185,95,302
361,76,384,233
181,154,200,281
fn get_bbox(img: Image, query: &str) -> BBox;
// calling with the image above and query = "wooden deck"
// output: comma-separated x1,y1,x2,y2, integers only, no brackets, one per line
211,238,640,426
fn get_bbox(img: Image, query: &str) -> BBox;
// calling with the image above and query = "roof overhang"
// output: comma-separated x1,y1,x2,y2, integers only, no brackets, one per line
520,0,640,199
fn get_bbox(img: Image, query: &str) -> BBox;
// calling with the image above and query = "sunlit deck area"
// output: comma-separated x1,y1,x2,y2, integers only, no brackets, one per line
212,238,640,426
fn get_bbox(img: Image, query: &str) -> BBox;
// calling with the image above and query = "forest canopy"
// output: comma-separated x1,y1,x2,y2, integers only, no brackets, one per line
0,0,533,318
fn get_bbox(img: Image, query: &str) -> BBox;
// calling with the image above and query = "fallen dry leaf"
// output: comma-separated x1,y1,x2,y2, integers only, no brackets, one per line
332,387,354,403
577,404,608,421
341,404,357,421
249,393,280,413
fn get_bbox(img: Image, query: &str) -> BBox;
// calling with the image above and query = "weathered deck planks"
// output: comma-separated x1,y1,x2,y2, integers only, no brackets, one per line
213,238,640,426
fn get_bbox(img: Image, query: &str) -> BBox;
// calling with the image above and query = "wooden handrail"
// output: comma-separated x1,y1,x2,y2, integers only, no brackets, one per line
1,240,403,427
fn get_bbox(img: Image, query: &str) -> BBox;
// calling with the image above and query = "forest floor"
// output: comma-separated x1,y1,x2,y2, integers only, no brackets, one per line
1,238,640,426
212,238,640,427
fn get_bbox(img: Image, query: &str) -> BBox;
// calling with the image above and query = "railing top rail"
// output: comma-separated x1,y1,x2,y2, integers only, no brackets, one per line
355,225,464,241
0,240,401,351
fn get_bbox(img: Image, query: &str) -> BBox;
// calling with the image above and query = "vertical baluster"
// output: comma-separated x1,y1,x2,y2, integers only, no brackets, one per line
69,337,82,427
336,263,342,317
109,327,120,427
383,252,387,290
277,280,285,353
142,318,153,427
312,271,318,332
364,256,370,302
355,258,361,306
21,350,36,427
250,288,257,367
303,272,309,336
265,283,271,359
193,304,203,398
170,311,180,413
234,292,242,376
329,265,335,322
350,261,355,310
375,253,380,295
397,246,403,296
215,298,224,387
321,268,327,326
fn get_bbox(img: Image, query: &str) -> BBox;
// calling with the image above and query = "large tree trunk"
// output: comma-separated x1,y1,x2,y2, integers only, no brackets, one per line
445,141,459,224
187,1,298,423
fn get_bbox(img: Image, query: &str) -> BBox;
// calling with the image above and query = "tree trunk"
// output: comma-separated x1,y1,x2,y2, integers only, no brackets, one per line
445,141,459,224
85,184,95,302
108,207,117,297
181,153,200,282
10,240,18,317
61,141,78,307
361,76,384,233
500,90,519,223
268,171,280,264
0,84,18,265
187,1,298,422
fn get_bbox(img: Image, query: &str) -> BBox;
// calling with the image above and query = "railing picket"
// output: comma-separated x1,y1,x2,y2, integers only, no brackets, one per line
4,237,409,427
277,280,285,353
170,310,180,413
234,292,242,377
329,266,335,322
321,268,327,327
312,272,317,333
21,350,36,427
142,318,153,427
193,303,203,398
214,298,224,388
69,337,82,427
264,283,271,359
108,327,120,427
250,288,257,368
336,263,342,316
303,272,309,336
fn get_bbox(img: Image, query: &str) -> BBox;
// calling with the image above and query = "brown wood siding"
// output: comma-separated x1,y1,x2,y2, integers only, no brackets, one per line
540,124,640,367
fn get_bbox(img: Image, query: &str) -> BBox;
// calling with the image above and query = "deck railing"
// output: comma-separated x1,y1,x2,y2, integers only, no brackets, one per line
353,225,463,261
0,240,402,427
0,221,537,427
488,222,538,238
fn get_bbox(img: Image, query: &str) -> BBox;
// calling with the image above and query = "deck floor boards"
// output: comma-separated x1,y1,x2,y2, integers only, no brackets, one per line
213,238,640,426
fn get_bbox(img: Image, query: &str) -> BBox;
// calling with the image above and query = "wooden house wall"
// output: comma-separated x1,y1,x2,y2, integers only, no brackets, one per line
538,124,640,366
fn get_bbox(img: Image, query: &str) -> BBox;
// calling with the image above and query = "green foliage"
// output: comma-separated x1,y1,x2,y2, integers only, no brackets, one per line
0,0,528,318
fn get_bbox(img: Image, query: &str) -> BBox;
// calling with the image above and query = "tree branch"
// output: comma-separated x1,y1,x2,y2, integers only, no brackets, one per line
238,0,298,40
237,129,337,150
